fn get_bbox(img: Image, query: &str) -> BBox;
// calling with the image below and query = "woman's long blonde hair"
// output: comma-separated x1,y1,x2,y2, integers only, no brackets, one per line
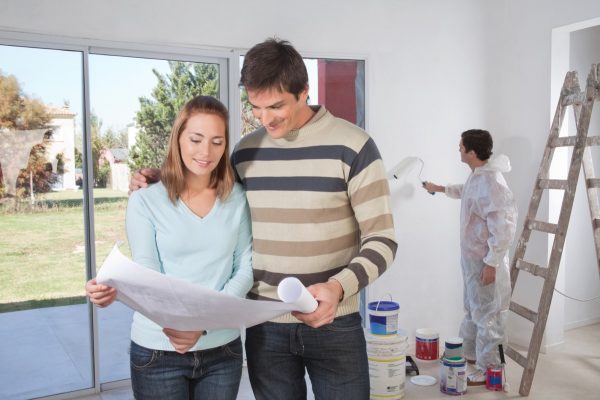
161,96,234,203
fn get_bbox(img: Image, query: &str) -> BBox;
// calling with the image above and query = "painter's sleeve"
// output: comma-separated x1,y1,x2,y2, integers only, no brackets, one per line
478,178,518,268
330,137,398,298
445,184,464,199
126,191,162,272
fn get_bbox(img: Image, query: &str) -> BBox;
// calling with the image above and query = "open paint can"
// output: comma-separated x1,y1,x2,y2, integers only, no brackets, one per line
486,365,503,391
368,301,400,335
440,357,467,395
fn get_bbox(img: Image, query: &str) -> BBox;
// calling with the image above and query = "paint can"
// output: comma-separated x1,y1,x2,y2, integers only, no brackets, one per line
440,357,467,395
366,331,408,400
444,337,464,359
415,328,439,360
486,365,503,391
368,301,400,335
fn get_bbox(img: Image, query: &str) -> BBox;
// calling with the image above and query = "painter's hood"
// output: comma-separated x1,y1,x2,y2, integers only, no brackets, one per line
475,154,511,174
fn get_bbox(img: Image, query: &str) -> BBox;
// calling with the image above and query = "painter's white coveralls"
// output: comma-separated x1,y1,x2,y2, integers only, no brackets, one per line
445,154,517,371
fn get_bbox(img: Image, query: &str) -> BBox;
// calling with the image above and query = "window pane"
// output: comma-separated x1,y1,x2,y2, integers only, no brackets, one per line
88,54,221,383
0,44,90,398
239,57,365,136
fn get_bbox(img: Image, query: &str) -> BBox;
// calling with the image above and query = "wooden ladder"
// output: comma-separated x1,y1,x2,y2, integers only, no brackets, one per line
506,64,600,396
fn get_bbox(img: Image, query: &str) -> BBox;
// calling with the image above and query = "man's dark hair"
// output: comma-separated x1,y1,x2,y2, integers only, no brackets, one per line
240,38,308,99
461,129,493,161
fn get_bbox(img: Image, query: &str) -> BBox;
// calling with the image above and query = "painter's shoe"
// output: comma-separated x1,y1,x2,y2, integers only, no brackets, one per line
467,369,487,386
466,361,479,374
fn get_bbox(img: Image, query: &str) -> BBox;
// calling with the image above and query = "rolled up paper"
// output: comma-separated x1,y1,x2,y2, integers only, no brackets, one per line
277,277,318,313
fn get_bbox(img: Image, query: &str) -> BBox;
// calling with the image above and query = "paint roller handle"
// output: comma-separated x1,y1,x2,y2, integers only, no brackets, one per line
421,181,436,195
499,344,505,364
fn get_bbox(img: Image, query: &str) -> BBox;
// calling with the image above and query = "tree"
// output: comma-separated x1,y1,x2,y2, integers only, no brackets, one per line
15,140,57,197
0,71,52,199
241,90,261,136
129,62,219,171
0,72,50,130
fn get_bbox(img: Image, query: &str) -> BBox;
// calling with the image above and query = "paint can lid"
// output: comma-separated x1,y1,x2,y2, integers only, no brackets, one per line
368,301,399,311
415,328,439,339
445,336,464,347
410,375,437,386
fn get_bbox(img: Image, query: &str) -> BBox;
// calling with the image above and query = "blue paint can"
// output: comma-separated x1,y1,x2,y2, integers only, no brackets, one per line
368,301,400,335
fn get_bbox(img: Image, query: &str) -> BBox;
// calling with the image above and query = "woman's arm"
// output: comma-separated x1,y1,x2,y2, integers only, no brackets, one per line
221,199,254,298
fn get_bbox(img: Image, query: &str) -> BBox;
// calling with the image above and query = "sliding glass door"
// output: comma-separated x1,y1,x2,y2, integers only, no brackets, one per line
0,38,229,399
0,43,91,399
88,52,224,385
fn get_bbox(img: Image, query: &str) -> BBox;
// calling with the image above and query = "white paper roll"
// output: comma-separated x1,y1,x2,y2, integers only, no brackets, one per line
277,277,318,313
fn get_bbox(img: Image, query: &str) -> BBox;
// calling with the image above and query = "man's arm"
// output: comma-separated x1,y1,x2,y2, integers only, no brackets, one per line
331,137,398,298
294,138,396,328
479,178,518,285
423,181,446,193
445,183,464,199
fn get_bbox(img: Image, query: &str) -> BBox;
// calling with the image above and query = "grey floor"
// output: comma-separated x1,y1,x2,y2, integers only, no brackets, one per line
0,302,133,399
0,302,599,399
80,324,600,400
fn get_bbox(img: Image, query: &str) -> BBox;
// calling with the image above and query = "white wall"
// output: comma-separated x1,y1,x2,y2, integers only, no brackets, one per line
0,0,491,348
564,25,600,330
2,0,599,351
485,1,600,349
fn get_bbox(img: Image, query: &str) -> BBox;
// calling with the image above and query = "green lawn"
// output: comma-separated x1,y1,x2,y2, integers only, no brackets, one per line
0,189,131,312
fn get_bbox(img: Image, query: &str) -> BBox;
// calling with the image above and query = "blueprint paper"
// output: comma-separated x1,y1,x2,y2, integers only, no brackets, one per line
96,244,315,330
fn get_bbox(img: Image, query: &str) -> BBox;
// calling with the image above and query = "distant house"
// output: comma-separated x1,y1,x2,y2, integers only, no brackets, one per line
46,105,78,190
99,148,130,192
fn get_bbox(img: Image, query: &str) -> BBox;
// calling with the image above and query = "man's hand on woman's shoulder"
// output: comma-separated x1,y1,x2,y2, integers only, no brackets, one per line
129,168,161,194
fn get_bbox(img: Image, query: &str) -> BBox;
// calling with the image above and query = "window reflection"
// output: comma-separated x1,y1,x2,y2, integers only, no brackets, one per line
240,57,365,136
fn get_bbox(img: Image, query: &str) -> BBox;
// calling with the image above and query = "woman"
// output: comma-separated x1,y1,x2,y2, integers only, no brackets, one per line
85,96,253,399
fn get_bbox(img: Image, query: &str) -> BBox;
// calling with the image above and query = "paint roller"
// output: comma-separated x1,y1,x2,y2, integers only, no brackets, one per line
388,156,434,195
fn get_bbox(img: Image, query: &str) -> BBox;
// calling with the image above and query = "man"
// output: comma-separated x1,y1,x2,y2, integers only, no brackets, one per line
131,38,397,399
423,129,517,385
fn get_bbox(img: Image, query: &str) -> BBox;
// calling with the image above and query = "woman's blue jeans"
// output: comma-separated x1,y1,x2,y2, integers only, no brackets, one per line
129,337,243,400
245,313,369,400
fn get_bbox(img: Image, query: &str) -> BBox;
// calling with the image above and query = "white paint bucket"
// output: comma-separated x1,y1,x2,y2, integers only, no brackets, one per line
440,357,467,395
368,301,400,335
366,331,408,400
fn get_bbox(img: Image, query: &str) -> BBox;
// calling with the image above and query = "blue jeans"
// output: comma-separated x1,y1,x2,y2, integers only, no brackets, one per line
245,313,369,400
129,337,243,400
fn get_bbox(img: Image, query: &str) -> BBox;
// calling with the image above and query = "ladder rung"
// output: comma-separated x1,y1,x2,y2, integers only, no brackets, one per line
509,301,539,323
516,259,548,279
561,92,584,106
538,179,568,190
550,137,575,147
551,136,600,147
505,345,527,369
586,178,600,188
588,136,600,146
527,219,558,234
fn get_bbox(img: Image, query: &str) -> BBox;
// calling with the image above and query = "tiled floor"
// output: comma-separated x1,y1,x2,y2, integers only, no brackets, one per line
0,302,599,399
0,302,132,399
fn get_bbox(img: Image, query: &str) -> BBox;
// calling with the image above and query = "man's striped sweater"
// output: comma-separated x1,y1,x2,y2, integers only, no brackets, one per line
232,106,397,323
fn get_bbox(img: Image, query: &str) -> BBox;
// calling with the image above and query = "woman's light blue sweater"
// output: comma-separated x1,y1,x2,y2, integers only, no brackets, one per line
126,181,253,351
